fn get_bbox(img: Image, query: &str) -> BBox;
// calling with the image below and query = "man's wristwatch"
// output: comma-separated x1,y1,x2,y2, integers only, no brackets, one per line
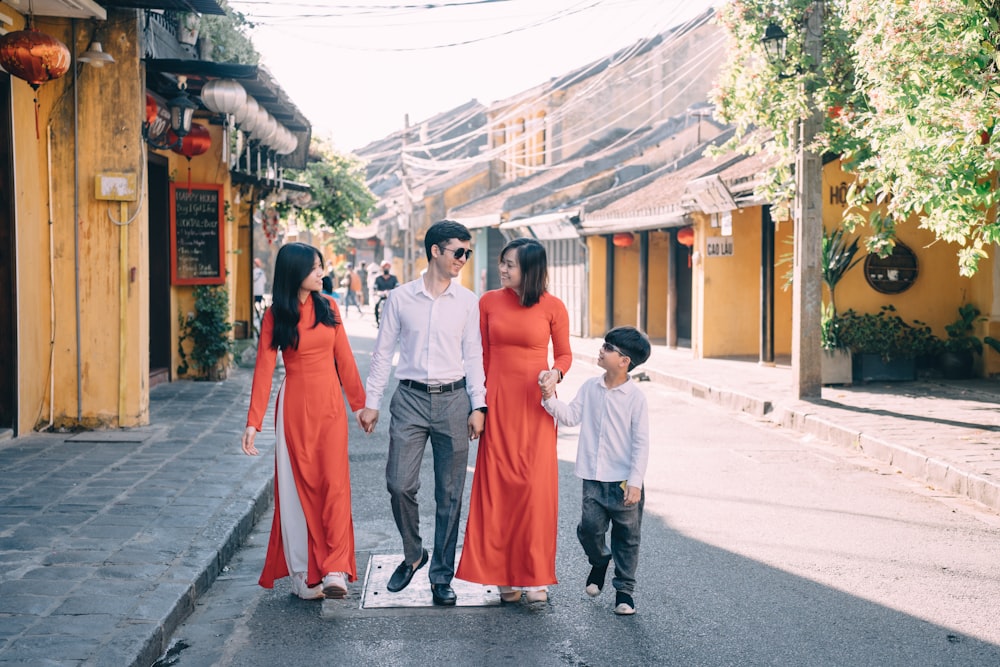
473,407,487,415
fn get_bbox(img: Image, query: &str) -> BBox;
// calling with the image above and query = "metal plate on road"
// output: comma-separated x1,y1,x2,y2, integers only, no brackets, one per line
360,553,500,608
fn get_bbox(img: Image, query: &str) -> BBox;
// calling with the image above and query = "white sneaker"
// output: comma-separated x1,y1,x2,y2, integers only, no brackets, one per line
322,572,348,599
291,573,323,600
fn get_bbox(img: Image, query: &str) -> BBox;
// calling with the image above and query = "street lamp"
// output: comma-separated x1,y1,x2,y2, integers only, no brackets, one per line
143,77,199,151
761,23,788,67
761,5,825,399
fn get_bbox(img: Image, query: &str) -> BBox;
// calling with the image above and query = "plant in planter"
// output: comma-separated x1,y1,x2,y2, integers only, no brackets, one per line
938,304,1000,379
820,227,863,384
837,305,941,382
177,284,233,380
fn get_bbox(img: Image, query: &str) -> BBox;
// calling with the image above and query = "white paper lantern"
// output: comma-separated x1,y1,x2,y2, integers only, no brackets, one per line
234,95,260,132
200,79,247,115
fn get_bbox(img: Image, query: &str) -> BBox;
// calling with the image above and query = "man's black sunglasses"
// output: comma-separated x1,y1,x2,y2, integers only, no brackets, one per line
438,245,473,261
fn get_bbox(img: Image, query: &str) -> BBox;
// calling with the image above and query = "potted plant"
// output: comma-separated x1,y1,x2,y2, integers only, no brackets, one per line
938,304,1000,379
177,285,234,381
837,305,940,382
820,227,863,384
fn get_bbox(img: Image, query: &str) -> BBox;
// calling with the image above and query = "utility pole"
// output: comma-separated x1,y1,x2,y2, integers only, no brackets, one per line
792,1,824,399
399,114,414,282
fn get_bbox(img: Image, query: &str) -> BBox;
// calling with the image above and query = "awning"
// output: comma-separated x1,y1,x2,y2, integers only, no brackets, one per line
451,214,500,230
27,0,105,19
144,59,312,169
684,174,736,213
346,223,380,240
498,210,579,230
99,0,225,15
578,206,689,236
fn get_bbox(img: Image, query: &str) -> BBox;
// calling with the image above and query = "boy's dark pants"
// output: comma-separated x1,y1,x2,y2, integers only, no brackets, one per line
577,479,644,595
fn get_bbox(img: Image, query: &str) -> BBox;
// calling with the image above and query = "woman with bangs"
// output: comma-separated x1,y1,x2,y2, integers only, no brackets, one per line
242,242,366,600
457,237,572,605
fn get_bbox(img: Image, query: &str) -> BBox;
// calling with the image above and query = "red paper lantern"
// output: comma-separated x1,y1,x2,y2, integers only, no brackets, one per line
612,232,634,247
0,29,70,89
145,93,159,124
0,29,71,138
167,123,211,190
676,227,695,247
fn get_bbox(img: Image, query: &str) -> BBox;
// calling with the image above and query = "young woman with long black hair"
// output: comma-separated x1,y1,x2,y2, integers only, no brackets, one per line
242,242,366,600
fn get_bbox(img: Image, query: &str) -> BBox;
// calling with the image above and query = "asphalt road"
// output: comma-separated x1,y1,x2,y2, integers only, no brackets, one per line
155,320,1000,667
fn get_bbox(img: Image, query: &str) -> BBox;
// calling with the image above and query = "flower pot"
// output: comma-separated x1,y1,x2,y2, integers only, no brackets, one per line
852,353,916,382
178,13,200,45
938,349,975,380
822,348,852,385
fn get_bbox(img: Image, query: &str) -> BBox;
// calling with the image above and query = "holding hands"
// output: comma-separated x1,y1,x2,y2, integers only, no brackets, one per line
537,369,559,400
357,408,378,434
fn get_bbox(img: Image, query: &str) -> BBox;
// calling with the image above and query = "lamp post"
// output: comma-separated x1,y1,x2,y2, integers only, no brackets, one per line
762,3,824,399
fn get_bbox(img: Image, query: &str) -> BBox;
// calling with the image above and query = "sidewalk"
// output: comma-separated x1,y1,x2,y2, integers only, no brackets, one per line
0,336,997,666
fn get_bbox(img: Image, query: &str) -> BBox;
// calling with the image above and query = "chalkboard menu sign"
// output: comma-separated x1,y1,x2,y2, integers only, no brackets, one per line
170,183,225,285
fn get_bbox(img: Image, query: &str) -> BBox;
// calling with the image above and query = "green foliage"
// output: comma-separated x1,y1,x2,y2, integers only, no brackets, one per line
942,304,1000,355
840,0,1000,276
281,139,376,232
177,285,234,379
711,0,1000,276
836,305,940,361
710,0,858,206
198,1,260,65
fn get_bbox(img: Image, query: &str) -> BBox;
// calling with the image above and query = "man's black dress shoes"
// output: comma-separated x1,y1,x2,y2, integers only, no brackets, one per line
386,548,428,593
431,583,457,606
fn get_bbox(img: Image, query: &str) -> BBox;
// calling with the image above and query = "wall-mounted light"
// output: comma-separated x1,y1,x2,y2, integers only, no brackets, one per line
78,41,114,67
142,75,198,151
761,23,788,68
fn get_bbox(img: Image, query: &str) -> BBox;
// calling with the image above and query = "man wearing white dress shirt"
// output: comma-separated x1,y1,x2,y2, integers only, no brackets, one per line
358,220,486,606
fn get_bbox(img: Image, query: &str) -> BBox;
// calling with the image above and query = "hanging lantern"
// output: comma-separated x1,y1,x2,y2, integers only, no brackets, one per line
676,226,695,268
234,95,261,133
612,232,634,248
200,79,247,115
168,122,212,191
676,227,695,247
0,29,71,139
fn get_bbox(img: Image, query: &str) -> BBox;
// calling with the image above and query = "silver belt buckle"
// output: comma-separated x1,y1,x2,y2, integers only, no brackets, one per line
427,383,443,394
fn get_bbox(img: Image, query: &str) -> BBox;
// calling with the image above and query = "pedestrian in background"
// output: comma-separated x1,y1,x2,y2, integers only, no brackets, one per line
241,242,367,601
456,237,571,606
342,262,363,316
358,220,486,607
358,262,370,306
540,326,651,616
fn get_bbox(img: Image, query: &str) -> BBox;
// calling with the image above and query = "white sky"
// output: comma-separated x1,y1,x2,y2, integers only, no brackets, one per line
227,0,718,153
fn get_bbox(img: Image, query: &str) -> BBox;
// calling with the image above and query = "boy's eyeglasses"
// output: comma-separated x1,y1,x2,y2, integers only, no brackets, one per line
438,245,472,261
602,341,628,357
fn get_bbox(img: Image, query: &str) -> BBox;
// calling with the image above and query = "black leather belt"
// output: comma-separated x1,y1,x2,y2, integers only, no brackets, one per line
399,378,466,394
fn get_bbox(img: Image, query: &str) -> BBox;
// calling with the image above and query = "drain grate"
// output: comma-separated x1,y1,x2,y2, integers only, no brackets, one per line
360,552,500,608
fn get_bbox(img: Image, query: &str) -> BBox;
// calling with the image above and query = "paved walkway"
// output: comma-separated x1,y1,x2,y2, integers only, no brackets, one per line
0,335,997,666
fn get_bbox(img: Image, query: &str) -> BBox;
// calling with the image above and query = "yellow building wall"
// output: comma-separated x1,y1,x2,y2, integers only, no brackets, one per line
587,236,608,335
152,122,238,379
13,15,149,431
646,231,671,342
823,159,996,375
700,209,761,357
612,242,640,327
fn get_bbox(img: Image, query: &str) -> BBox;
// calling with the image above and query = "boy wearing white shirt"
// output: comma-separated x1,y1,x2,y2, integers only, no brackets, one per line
540,326,650,615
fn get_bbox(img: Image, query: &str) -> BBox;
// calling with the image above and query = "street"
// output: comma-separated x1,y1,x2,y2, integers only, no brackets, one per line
156,321,1000,667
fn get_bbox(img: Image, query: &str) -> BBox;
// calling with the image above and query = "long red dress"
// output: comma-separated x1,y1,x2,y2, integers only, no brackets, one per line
246,296,366,587
457,288,572,587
